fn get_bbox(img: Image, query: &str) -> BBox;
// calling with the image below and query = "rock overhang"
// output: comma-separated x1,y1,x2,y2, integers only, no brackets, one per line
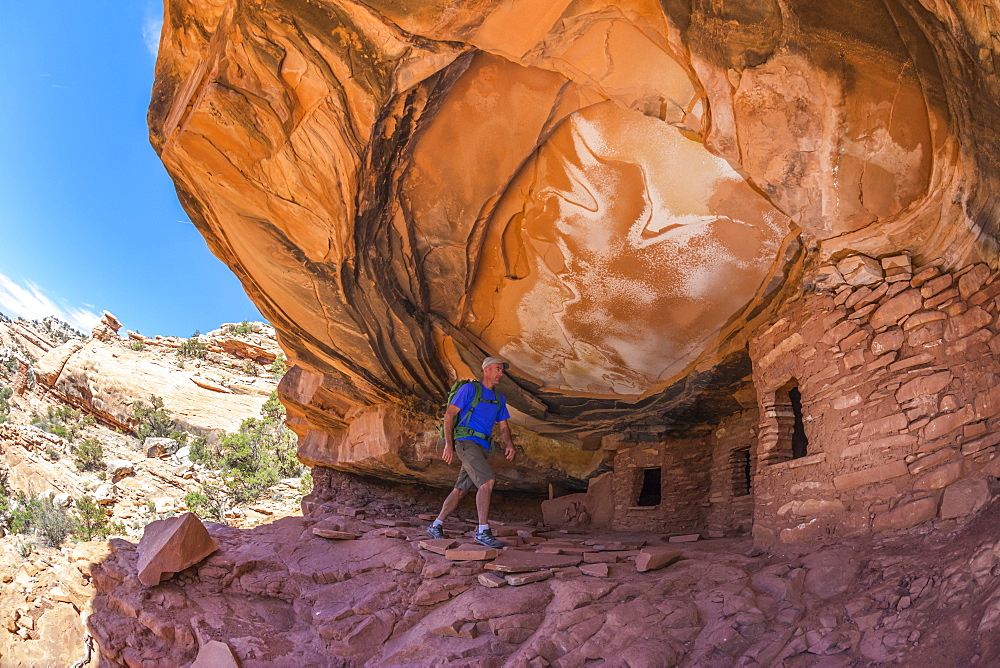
149,0,1000,486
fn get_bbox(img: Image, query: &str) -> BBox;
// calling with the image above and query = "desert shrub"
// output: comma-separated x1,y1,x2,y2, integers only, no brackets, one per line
298,469,313,498
130,340,145,351
176,331,208,359
233,321,254,335
31,403,89,442
270,353,286,377
188,436,216,466
0,387,11,424
217,392,300,504
73,495,110,541
242,360,258,376
132,395,187,442
15,496,74,547
44,446,61,461
184,485,229,524
74,438,104,472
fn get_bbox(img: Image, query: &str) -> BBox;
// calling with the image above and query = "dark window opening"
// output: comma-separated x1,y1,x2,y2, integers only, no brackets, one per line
636,467,662,506
732,448,751,497
789,387,809,459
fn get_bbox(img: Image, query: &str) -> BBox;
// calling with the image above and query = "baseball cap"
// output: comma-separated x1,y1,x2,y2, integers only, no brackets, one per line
482,356,509,370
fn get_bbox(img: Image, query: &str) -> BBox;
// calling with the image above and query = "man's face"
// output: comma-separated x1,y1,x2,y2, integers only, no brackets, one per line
483,363,505,384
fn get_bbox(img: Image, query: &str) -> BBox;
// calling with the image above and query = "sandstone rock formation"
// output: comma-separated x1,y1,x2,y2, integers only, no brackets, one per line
30,315,280,434
149,0,1000,495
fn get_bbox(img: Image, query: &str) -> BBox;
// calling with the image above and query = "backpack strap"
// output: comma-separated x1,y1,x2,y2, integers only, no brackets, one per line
453,382,502,444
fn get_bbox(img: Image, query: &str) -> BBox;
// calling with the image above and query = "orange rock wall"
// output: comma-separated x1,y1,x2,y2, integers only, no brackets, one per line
149,0,1000,492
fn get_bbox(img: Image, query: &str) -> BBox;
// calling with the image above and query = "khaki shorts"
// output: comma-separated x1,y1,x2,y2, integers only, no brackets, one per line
454,440,494,492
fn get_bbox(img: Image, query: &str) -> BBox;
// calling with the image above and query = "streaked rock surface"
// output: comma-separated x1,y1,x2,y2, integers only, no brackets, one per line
149,0,1000,487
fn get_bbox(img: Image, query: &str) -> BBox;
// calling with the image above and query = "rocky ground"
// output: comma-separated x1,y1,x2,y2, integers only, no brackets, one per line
0,312,305,666
83,478,1000,667
6,312,1000,666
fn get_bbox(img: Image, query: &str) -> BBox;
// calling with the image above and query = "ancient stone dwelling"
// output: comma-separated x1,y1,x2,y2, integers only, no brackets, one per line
604,253,1000,545
147,0,1000,546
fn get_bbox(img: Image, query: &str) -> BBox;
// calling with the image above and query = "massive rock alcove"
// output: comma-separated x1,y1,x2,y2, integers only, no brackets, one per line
150,0,1000,493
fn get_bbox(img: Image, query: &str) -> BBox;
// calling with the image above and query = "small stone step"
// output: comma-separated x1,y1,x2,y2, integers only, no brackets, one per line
445,544,500,561
478,572,507,588
312,528,361,540
418,539,458,555
506,570,553,586
580,563,609,578
636,547,684,573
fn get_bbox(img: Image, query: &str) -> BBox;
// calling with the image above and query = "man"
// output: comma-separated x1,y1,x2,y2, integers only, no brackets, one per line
427,357,516,548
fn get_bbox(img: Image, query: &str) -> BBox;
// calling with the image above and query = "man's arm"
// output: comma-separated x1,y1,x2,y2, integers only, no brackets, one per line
442,404,461,465
496,420,516,461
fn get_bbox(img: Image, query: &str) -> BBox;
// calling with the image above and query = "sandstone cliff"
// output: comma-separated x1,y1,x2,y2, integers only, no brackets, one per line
150,0,1000,489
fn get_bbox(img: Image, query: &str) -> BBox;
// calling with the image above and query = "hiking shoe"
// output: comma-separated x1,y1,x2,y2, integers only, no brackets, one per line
474,528,504,548
426,524,446,540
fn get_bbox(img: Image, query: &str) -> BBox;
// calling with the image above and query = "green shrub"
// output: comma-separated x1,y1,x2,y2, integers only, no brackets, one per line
44,446,61,461
176,331,208,359
298,469,313,498
188,436,216,466
233,321,254,335
130,340,145,351
132,395,186,442
184,485,229,524
15,496,74,547
73,495,110,541
74,439,104,472
270,353,286,377
0,387,12,424
32,404,87,442
242,360,258,376
218,392,300,505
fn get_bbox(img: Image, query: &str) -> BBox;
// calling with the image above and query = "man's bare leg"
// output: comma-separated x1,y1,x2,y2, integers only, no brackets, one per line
436,488,465,523
476,478,495,526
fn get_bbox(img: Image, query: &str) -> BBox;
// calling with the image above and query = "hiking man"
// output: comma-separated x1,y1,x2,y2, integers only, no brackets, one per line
427,357,516,548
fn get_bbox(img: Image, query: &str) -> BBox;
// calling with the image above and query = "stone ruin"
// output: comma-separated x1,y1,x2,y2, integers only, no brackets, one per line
147,0,1000,547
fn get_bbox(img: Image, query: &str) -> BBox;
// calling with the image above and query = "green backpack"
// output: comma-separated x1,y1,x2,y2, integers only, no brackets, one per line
438,380,504,445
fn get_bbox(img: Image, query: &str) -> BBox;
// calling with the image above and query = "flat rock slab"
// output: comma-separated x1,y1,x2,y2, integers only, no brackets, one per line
668,534,701,543
374,519,412,527
418,539,458,555
478,572,508,588
191,640,241,668
580,563,610,577
313,528,361,540
136,512,218,587
445,545,499,561
485,551,582,573
506,570,553,586
431,620,478,639
537,545,595,555
635,547,684,573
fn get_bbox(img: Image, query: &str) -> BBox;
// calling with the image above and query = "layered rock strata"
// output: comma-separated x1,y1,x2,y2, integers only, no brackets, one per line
149,0,1000,490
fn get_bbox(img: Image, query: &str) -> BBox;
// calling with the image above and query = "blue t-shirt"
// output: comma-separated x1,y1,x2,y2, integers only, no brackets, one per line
450,382,510,450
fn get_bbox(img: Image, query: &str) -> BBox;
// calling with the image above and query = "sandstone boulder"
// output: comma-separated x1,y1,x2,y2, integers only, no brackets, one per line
939,477,991,520
144,437,178,458
136,513,218,587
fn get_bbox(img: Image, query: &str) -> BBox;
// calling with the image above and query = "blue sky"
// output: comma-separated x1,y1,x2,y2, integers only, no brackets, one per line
0,1,263,337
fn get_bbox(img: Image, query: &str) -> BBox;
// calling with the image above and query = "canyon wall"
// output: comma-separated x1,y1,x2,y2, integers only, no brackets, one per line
150,0,1000,535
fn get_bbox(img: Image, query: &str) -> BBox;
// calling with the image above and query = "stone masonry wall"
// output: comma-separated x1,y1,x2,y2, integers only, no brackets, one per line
705,408,759,537
611,436,712,533
750,252,1000,545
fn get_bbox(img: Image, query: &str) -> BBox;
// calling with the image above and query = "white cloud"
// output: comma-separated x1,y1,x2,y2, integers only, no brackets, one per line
0,273,102,333
142,13,163,58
